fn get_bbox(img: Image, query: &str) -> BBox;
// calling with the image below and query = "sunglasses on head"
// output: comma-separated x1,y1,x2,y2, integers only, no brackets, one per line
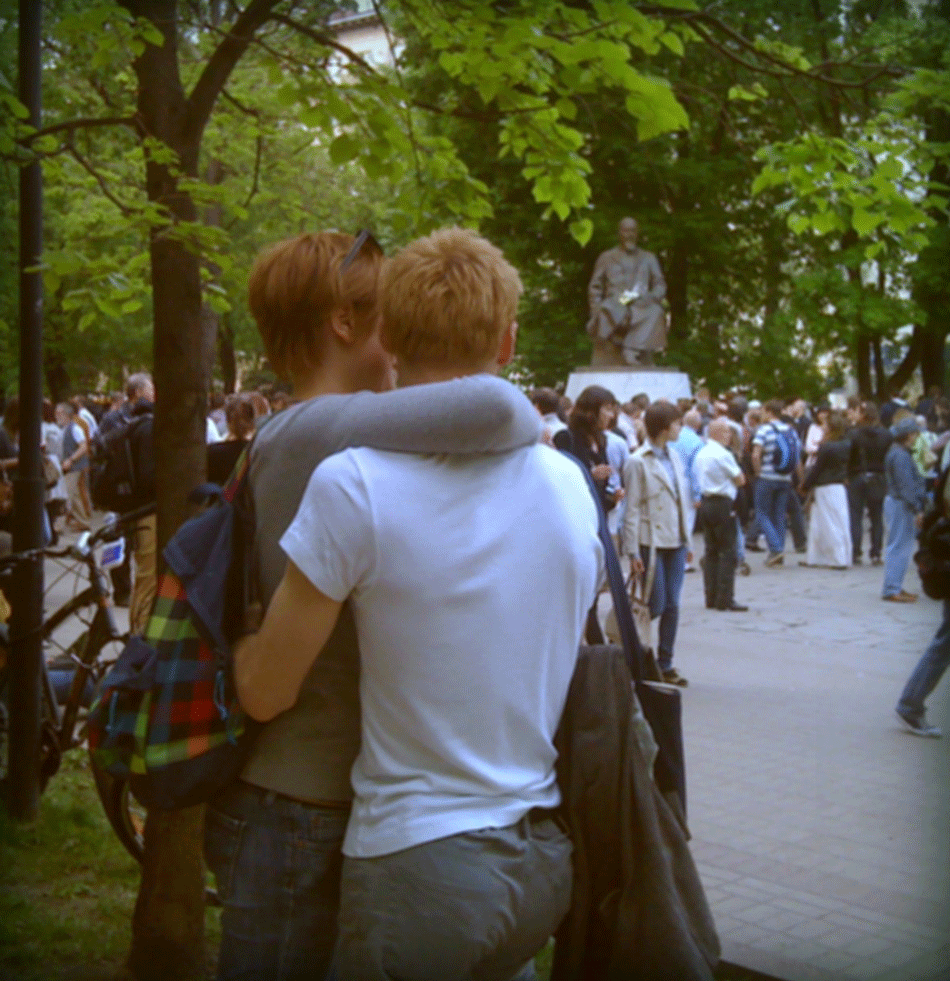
341,229,383,271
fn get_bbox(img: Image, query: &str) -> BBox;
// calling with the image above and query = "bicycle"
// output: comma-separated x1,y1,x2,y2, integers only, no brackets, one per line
0,503,155,863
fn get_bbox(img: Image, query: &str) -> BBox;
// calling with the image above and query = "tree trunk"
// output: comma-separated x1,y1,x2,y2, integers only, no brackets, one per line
218,311,237,393
855,331,872,399
44,355,70,405
888,326,923,394
919,323,948,391
124,5,208,977
871,337,885,399
913,53,950,393
128,135,214,981
203,157,227,393
117,2,281,973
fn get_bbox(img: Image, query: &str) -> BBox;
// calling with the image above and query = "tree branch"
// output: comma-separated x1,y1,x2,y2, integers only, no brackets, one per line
269,12,381,81
369,0,424,194
25,115,139,143
220,86,259,118
240,134,263,213
271,13,535,122
642,5,908,89
66,142,134,216
186,0,283,141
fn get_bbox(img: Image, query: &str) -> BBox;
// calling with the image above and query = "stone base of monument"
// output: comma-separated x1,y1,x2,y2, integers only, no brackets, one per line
564,365,692,405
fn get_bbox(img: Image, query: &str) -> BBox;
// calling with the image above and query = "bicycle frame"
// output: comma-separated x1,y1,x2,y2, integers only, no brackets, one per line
51,564,121,753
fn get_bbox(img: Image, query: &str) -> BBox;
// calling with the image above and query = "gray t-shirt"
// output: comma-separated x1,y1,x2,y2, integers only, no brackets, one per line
240,376,542,803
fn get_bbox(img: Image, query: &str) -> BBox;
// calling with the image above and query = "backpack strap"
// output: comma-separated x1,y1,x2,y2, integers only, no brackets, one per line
222,440,254,504
224,438,263,638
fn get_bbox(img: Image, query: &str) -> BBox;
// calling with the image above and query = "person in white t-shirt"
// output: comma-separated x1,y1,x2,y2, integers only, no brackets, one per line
236,227,603,981
694,417,748,612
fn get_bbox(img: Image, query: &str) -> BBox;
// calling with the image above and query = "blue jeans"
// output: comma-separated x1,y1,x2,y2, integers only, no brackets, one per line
754,478,790,555
897,600,950,721
640,544,687,670
204,781,349,981
882,496,917,598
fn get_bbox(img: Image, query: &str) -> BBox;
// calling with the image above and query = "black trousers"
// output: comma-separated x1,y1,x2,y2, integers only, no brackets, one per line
699,495,738,609
847,472,886,561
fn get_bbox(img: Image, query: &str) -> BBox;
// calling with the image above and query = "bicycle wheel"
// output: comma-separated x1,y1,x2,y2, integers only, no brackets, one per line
88,756,221,905
89,754,145,864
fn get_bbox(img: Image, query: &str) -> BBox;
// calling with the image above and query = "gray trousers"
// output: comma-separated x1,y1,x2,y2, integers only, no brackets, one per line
336,814,571,981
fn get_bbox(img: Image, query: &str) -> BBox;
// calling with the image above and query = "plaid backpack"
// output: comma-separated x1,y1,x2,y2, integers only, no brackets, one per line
87,444,261,810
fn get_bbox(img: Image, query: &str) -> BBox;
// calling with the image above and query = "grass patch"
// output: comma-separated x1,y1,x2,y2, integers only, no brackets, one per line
1,757,757,981
0,753,220,981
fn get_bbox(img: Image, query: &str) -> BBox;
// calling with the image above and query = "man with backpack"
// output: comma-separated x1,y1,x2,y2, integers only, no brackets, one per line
751,398,802,567
236,227,602,980
92,373,155,608
90,373,155,632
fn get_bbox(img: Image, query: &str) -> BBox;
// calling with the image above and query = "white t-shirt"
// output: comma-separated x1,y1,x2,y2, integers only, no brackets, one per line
206,416,223,444
77,405,98,438
282,444,603,858
694,439,741,500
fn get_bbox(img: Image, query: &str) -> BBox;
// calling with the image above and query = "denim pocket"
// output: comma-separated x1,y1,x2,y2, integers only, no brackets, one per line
204,805,246,901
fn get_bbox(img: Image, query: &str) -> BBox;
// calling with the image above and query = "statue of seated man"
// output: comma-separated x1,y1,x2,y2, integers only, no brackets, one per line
586,217,668,367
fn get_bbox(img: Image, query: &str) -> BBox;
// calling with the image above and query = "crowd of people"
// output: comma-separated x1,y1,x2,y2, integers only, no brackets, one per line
0,223,947,979
530,381,949,736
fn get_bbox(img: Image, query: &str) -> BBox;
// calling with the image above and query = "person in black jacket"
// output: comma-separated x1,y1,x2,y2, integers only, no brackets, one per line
553,385,621,516
847,401,892,566
801,411,852,568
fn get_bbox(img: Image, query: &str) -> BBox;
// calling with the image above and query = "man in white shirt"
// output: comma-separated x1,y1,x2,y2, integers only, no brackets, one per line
236,227,603,980
604,402,630,539
529,387,568,445
695,418,747,612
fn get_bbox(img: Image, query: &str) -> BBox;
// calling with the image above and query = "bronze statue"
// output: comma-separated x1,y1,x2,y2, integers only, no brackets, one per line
587,217,668,367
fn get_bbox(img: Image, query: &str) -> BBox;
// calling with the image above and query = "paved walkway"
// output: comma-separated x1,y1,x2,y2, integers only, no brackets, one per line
659,548,949,980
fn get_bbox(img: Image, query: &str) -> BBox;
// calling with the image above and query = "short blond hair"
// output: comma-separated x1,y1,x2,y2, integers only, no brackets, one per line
380,227,522,370
248,231,382,380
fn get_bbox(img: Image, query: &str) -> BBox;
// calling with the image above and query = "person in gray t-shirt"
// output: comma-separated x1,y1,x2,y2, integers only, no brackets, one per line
204,231,540,981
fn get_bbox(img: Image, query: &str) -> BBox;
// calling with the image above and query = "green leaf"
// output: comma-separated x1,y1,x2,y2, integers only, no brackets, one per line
329,133,360,165
439,51,464,76
569,217,593,246
659,32,684,56
275,85,299,108
624,78,689,140
728,83,766,102
532,174,554,203
852,208,881,236
206,292,231,315
811,209,843,234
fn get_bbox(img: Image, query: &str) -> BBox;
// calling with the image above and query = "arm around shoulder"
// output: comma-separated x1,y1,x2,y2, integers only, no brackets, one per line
323,376,541,457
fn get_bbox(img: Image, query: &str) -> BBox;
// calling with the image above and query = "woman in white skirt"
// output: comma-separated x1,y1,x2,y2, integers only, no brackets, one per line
801,411,852,569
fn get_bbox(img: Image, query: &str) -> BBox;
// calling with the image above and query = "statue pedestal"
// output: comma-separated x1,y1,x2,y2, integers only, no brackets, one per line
564,365,692,406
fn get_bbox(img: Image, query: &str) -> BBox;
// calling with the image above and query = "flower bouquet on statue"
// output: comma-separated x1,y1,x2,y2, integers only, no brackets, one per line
618,287,641,305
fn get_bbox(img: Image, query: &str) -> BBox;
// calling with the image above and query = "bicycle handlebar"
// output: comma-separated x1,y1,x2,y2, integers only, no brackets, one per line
0,502,156,571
